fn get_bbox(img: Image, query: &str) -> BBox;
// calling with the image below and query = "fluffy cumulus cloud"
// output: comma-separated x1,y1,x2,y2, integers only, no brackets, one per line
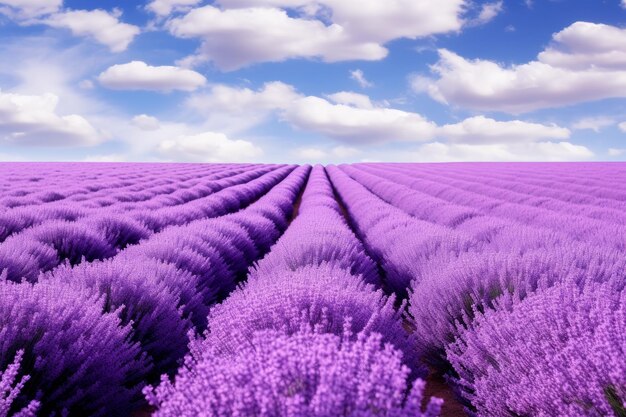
185,81,299,132
146,0,202,16
187,81,298,114
438,116,571,143
284,96,438,144
98,61,207,91
425,116,588,162
157,132,263,162
620,121,626,132
0,90,102,146
42,9,140,52
168,6,387,70
185,82,584,161
538,22,626,70
168,0,466,70
0,0,61,18
413,22,626,113
405,141,593,162
186,82,438,143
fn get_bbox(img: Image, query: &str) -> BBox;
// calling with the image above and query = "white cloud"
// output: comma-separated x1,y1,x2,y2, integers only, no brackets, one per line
326,91,374,109
350,69,372,88
169,6,387,70
215,0,465,40
468,1,503,26
187,82,576,154
146,0,202,16
283,95,437,144
538,22,626,70
0,90,102,146
98,61,207,92
0,0,61,18
572,116,615,132
132,114,161,131
402,141,593,162
42,9,140,52
438,116,570,144
158,131,263,162
609,148,626,156
169,1,466,70
188,81,298,113
622,0,626,9
185,81,299,132
414,22,626,113
619,121,626,132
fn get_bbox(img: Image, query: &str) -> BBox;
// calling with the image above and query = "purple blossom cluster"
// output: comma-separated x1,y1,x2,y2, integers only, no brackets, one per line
2,162,626,416
0,279,148,416
147,322,442,417
447,276,626,416
0,351,39,417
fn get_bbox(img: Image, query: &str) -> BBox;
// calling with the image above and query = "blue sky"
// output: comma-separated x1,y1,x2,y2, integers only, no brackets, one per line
0,0,624,163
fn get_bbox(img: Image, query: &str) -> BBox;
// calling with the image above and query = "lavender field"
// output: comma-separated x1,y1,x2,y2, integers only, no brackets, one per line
1,162,625,417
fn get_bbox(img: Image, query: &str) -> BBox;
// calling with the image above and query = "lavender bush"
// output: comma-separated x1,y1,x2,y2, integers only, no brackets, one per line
0,280,149,416
447,276,626,417
147,321,442,417
409,243,626,368
199,263,418,374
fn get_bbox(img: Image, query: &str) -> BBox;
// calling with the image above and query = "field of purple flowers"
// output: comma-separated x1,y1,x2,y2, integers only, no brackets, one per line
0,162,624,417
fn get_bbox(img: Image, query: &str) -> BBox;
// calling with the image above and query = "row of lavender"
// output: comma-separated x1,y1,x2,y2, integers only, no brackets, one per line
145,165,442,416
0,163,291,281
0,163,310,416
331,163,626,416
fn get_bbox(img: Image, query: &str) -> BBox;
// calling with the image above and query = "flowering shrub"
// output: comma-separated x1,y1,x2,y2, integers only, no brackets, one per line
447,276,626,417
147,322,442,417
0,280,148,416
200,263,418,374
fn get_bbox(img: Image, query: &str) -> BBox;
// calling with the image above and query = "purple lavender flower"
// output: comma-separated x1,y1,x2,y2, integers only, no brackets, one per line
409,243,626,368
0,351,39,417
447,276,626,417
198,263,420,375
44,258,193,381
147,321,442,417
0,280,149,416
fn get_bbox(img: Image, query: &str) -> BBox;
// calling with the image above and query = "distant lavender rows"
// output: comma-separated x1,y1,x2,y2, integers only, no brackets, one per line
1,162,625,417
